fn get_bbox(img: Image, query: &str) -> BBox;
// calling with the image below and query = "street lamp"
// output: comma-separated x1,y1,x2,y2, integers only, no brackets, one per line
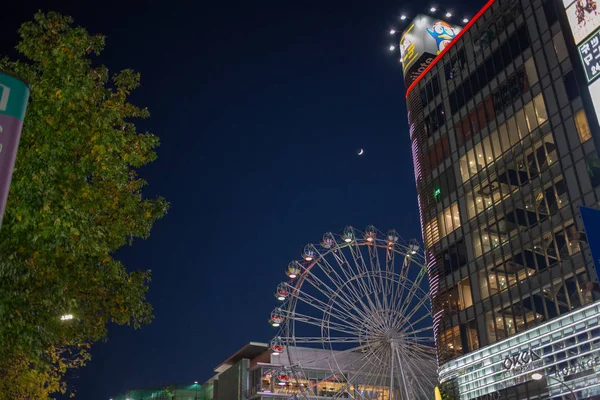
194,381,199,400
531,372,577,399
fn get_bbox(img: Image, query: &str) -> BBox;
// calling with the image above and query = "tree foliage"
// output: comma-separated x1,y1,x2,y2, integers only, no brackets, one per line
0,12,168,398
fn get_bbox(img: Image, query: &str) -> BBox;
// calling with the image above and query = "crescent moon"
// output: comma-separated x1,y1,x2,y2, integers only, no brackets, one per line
358,148,364,156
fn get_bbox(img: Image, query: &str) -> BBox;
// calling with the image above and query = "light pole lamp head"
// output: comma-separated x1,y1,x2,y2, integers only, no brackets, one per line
531,372,544,380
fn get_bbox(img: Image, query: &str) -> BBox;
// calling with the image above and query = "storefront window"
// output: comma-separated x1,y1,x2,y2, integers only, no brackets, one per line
575,109,592,143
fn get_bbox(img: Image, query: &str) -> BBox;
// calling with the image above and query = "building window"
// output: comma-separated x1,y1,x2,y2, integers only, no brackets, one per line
457,277,473,309
466,320,480,352
441,239,467,274
543,0,558,26
553,32,569,62
439,325,463,361
586,153,600,187
525,57,538,86
423,218,439,249
458,96,547,184
472,229,503,258
575,109,592,143
564,70,579,101
433,167,457,204
465,178,516,220
438,202,461,238
533,93,548,124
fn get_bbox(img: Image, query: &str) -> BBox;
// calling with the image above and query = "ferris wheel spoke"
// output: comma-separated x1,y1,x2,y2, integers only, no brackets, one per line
312,257,376,321
346,344,388,382
395,344,417,399
287,311,362,337
389,257,415,324
383,250,395,312
403,343,437,361
397,347,436,396
288,342,375,371
395,267,427,319
398,314,432,339
403,335,436,344
281,336,361,344
370,245,391,312
345,244,379,313
335,246,380,315
291,283,369,329
403,325,434,337
299,264,371,320
395,290,430,331
394,273,428,322
299,269,373,324
350,244,385,313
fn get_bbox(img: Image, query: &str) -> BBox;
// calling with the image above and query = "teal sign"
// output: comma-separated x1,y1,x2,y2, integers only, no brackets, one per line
0,71,29,227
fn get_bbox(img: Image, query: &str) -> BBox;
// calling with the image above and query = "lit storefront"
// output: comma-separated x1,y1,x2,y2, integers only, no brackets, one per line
439,301,600,399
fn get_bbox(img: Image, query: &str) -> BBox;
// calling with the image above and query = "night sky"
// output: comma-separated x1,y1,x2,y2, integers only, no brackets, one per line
1,0,483,398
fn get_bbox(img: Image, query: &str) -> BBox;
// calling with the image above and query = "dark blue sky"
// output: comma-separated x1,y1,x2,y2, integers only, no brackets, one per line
1,0,482,398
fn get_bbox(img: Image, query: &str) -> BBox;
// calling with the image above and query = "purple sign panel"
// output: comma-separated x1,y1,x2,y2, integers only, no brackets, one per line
0,72,29,227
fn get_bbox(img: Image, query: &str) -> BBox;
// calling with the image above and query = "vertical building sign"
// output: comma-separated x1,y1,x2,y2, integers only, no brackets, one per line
563,0,600,126
400,15,462,87
0,72,29,228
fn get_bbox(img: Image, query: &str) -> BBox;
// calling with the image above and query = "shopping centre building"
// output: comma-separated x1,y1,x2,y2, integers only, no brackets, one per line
401,0,600,398
111,342,395,400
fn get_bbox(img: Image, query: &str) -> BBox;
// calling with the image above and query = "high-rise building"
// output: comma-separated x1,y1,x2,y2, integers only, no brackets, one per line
401,0,600,398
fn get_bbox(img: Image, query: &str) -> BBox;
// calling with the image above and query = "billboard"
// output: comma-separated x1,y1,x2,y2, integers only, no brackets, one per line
565,0,600,44
400,15,462,87
578,29,600,82
0,72,29,228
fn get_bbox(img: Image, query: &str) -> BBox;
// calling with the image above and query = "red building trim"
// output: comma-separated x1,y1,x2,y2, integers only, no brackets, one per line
405,0,497,98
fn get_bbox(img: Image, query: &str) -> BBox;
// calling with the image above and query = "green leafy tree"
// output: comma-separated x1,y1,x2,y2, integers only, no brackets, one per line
0,12,168,398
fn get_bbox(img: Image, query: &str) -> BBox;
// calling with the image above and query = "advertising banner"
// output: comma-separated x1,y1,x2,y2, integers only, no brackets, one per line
0,72,29,228
578,27,600,82
399,15,462,87
565,0,600,45
580,206,600,275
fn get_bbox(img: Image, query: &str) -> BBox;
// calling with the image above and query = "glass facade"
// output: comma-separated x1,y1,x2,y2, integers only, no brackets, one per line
405,0,600,398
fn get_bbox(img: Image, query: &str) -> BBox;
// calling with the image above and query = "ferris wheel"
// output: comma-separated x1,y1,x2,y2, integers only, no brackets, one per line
268,226,437,400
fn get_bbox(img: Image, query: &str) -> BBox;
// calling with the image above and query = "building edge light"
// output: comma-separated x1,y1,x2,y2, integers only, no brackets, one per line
405,0,496,98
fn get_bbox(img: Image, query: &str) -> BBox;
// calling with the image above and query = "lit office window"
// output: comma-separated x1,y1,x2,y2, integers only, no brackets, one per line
457,278,473,309
525,57,539,86
458,98,546,183
533,93,548,124
423,218,439,249
472,230,503,258
438,202,461,238
575,109,592,143
553,32,569,62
